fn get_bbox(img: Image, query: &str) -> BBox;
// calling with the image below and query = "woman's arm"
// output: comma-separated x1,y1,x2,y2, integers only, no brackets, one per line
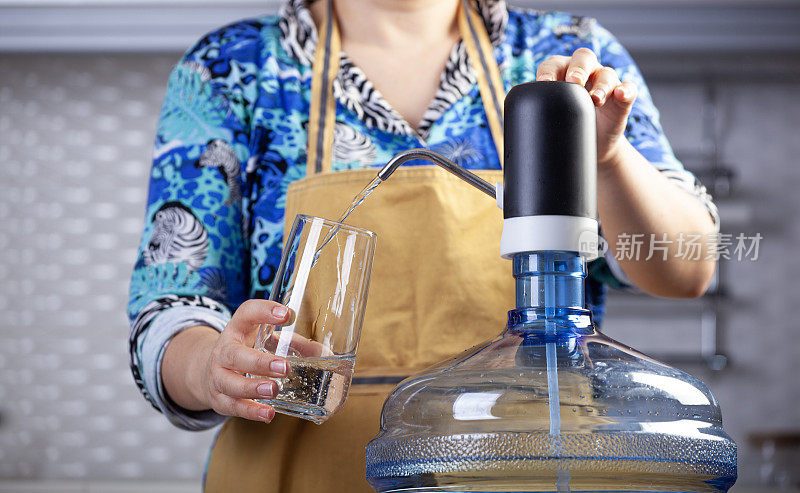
597,137,716,297
128,24,266,429
536,47,716,298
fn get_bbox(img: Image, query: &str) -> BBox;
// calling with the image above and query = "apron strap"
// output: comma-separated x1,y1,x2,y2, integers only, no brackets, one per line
307,0,505,176
458,0,505,166
307,0,340,177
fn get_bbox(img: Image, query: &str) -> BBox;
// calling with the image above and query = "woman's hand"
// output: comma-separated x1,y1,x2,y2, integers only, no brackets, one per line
536,48,638,170
198,300,293,422
163,300,292,423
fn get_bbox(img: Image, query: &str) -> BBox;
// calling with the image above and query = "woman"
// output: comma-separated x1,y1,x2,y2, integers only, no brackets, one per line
128,0,718,490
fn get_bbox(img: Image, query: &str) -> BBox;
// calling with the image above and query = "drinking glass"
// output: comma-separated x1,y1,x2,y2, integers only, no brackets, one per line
252,214,376,424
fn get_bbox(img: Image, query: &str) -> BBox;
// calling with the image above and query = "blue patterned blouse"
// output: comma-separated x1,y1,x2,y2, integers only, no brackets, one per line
128,0,717,430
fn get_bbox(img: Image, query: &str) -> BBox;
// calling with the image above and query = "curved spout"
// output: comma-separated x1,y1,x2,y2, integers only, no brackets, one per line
377,148,496,199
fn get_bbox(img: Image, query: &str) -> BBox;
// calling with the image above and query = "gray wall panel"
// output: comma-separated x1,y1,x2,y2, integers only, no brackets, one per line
0,54,216,481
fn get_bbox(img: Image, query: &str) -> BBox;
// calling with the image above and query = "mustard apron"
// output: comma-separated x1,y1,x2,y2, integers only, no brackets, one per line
205,1,512,491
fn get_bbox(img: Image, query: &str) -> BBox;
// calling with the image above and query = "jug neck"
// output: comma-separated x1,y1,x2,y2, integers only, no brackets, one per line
513,251,585,308
508,251,593,332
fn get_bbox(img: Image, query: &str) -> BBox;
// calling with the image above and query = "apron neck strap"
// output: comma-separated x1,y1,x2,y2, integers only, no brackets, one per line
307,0,341,176
307,0,505,177
458,0,505,165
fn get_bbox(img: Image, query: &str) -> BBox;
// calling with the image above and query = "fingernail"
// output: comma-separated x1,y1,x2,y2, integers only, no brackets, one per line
272,305,288,318
256,382,275,397
568,71,583,83
258,407,274,422
538,74,553,81
270,359,288,375
591,89,605,104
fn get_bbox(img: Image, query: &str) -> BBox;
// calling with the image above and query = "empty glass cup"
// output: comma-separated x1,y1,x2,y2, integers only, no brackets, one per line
252,214,376,424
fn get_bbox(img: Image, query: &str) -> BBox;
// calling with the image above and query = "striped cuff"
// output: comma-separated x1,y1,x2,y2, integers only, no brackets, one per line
141,305,230,431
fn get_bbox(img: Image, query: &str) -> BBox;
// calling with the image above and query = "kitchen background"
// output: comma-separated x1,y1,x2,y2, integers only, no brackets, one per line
0,0,798,491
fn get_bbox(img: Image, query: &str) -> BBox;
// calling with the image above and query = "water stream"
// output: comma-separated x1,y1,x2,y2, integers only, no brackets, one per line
310,175,383,265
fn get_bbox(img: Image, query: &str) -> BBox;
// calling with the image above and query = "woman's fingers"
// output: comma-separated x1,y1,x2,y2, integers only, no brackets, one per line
264,330,334,358
214,394,276,423
197,299,298,423
612,80,638,107
588,66,621,106
211,366,280,400
534,48,639,166
536,55,570,81
565,47,601,86
225,299,291,343
214,342,290,377
536,48,637,111
601,81,638,124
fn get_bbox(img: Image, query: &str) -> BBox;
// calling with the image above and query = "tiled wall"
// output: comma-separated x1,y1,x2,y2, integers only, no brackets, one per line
0,54,217,481
1,51,798,486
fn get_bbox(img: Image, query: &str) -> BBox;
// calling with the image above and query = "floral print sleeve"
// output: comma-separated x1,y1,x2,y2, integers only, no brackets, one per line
589,21,719,230
127,23,261,430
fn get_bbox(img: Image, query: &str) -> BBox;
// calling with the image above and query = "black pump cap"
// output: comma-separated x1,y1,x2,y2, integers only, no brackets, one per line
503,81,597,220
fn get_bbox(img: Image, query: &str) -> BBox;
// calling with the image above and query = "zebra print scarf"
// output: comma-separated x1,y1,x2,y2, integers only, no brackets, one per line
278,0,509,140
